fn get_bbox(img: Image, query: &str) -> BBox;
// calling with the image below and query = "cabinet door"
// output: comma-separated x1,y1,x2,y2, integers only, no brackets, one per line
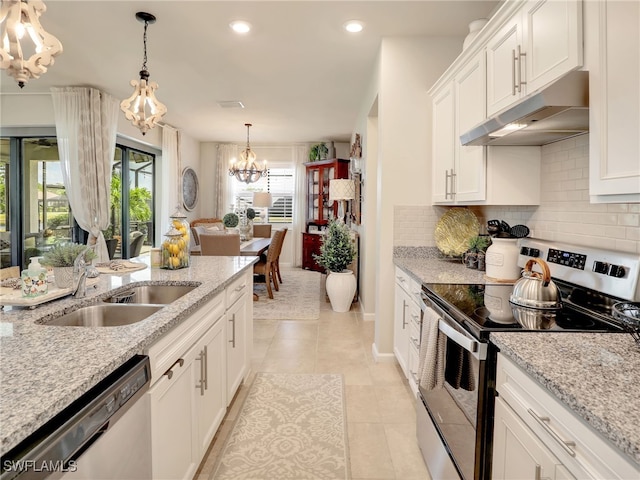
432,83,455,203
226,292,247,402
588,0,640,202
522,0,583,94
486,16,523,116
149,350,198,480
493,397,573,480
393,279,410,377
455,52,486,202
194,317,227,455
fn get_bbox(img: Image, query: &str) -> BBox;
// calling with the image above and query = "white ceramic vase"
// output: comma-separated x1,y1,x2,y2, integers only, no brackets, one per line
485,238,521,282
325,269,356,312
463,18,488,50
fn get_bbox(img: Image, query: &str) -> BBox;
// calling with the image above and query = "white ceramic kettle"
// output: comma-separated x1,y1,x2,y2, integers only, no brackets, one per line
484,237,521,282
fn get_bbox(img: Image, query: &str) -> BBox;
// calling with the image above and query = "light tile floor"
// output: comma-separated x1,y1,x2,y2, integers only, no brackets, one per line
196,285,431,480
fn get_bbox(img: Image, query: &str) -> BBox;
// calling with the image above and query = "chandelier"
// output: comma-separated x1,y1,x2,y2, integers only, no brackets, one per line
0,0,63,88
120,11,166,136
229,123,268,184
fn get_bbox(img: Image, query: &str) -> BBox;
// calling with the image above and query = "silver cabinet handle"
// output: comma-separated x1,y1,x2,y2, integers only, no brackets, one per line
445,169,450,199
512,48,518,95
445,169,456,199
527,408,576,457
229,313,236,348
196,351,205,396
517,45,526,92
203,345,208,390
534,464,551,480
410,336,420,349
234,284,246,292
163,358,184,380
402,300,408,329
450,170,456,196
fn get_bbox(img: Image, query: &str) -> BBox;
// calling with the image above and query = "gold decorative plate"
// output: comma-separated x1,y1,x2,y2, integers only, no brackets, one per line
434,208,480,257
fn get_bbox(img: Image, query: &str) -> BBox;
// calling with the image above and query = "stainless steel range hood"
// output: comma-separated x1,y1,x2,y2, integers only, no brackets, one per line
460,71,589,146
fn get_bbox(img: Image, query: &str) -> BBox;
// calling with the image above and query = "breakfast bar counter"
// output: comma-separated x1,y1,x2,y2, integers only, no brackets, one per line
0,255,256,456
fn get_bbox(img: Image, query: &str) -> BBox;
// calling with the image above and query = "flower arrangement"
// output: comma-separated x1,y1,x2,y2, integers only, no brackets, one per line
40,243,97,267
223,212,239,228
309,143,329,162
314,220,355,272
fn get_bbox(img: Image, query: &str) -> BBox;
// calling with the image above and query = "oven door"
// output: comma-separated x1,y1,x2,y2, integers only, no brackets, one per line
417,295,492,480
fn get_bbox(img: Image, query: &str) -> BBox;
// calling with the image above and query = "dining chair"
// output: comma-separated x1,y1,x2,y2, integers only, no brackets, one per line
272,227,287,286
253,229,284,299
129,232,145,258
199,233,241,256
253,224,272,238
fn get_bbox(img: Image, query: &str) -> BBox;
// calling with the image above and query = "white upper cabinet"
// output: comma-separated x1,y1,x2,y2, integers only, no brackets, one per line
431,83,455,203
487,0,583,116
587,0,640,203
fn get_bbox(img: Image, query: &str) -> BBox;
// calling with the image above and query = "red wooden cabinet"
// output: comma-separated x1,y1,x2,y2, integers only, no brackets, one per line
302,232,324,272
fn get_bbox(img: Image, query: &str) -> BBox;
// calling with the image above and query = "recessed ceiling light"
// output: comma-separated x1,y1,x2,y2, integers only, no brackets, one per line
230,21,251,34
343,20,364,33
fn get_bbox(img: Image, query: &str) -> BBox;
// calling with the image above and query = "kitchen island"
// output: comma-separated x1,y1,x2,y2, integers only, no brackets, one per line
0,255,256,457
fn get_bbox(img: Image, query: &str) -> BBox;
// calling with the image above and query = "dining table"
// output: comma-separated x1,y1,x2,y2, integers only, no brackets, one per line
190,236,271,257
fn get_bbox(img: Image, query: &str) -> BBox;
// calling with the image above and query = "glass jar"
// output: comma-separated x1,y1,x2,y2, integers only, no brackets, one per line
170,208,190,249
162,227,189,269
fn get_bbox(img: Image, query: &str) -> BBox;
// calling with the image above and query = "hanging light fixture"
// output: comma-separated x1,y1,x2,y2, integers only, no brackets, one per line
120,11,166,136
0,0,63,88
229,123,268,184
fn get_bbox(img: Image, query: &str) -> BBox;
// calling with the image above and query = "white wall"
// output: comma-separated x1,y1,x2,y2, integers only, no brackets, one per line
354,36,462,359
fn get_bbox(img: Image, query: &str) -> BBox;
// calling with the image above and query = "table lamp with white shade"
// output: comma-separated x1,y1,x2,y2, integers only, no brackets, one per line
329,179,355,224
252,192,272,223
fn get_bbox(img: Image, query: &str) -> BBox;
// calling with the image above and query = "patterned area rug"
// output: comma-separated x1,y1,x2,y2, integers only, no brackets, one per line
211,373,349,480
253,266,321,320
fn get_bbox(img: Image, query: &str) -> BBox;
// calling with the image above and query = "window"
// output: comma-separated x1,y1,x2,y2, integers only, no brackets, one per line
231,167,294,223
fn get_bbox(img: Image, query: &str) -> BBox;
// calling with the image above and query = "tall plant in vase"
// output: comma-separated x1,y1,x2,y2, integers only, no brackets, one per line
314,220,356,312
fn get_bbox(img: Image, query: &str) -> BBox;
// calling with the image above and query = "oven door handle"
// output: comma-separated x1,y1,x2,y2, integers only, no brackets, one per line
438,319,487,360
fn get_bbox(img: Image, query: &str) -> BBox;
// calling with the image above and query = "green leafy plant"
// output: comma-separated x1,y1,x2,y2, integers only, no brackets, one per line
40,242,97,267
223,213,239,228
467,235,490,252
309,143,328,162
314,220,355,272
245,208,256,220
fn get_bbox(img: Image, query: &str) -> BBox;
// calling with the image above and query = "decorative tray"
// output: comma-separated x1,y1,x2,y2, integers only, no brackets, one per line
0,277,100,308
434,208,480,257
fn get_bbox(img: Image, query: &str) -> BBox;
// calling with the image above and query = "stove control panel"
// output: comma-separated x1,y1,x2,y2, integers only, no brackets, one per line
547,248,586,270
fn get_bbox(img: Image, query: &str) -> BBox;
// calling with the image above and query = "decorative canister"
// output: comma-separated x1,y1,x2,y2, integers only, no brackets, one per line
162,227,189,270
463,18,488,50
170,207,190,249
485,237,521,281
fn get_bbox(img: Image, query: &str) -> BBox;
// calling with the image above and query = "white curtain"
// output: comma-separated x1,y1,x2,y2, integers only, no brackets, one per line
216,144,237,218
162,126,181,235
291,144,310,267
51,87,119,263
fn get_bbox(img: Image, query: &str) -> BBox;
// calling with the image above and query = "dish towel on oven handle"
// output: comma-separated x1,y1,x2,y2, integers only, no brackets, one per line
418,307,445,390
444,338,476,391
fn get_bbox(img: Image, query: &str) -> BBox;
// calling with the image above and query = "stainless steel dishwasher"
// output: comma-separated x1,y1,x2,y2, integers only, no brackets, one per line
1,355,152,480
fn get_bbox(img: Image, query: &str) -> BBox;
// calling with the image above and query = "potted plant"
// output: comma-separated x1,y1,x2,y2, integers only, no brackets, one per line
309,143,329,162
464,235,490,270
314,220,356,312
41,242,97,288
223,212,239,232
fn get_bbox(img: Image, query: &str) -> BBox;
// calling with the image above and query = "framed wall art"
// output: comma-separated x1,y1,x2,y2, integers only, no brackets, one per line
182,166,199,211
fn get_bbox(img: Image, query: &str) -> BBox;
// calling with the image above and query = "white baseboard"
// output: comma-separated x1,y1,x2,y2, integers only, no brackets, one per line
361,311,375,322
371,343,396,363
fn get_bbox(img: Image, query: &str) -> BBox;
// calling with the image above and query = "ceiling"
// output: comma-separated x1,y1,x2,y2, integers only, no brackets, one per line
1,1,500,144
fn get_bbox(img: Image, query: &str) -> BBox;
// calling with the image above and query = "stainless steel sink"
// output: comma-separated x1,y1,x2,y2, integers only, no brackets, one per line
102,285,196,305
44,304,163,327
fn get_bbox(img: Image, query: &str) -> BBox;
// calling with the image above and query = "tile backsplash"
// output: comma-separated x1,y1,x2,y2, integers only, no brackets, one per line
395,135,640,254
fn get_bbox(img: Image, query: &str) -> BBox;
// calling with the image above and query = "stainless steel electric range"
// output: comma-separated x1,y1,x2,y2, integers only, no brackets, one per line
416,238,640,480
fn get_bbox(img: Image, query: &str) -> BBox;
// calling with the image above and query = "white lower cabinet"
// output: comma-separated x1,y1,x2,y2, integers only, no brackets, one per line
393,266,421,396
494,353,640,480
493,396,575,480
146,270,253,480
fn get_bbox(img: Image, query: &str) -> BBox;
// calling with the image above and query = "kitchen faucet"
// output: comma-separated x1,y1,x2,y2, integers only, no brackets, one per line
72,247,91,298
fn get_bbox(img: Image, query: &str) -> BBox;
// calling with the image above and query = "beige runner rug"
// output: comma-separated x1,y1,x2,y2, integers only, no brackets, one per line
253,266,321,320
211,373,349,480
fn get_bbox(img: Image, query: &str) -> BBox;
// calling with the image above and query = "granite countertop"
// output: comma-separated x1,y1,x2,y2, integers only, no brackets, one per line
393,246,494,285
491,332,640,467
0,255,257,456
